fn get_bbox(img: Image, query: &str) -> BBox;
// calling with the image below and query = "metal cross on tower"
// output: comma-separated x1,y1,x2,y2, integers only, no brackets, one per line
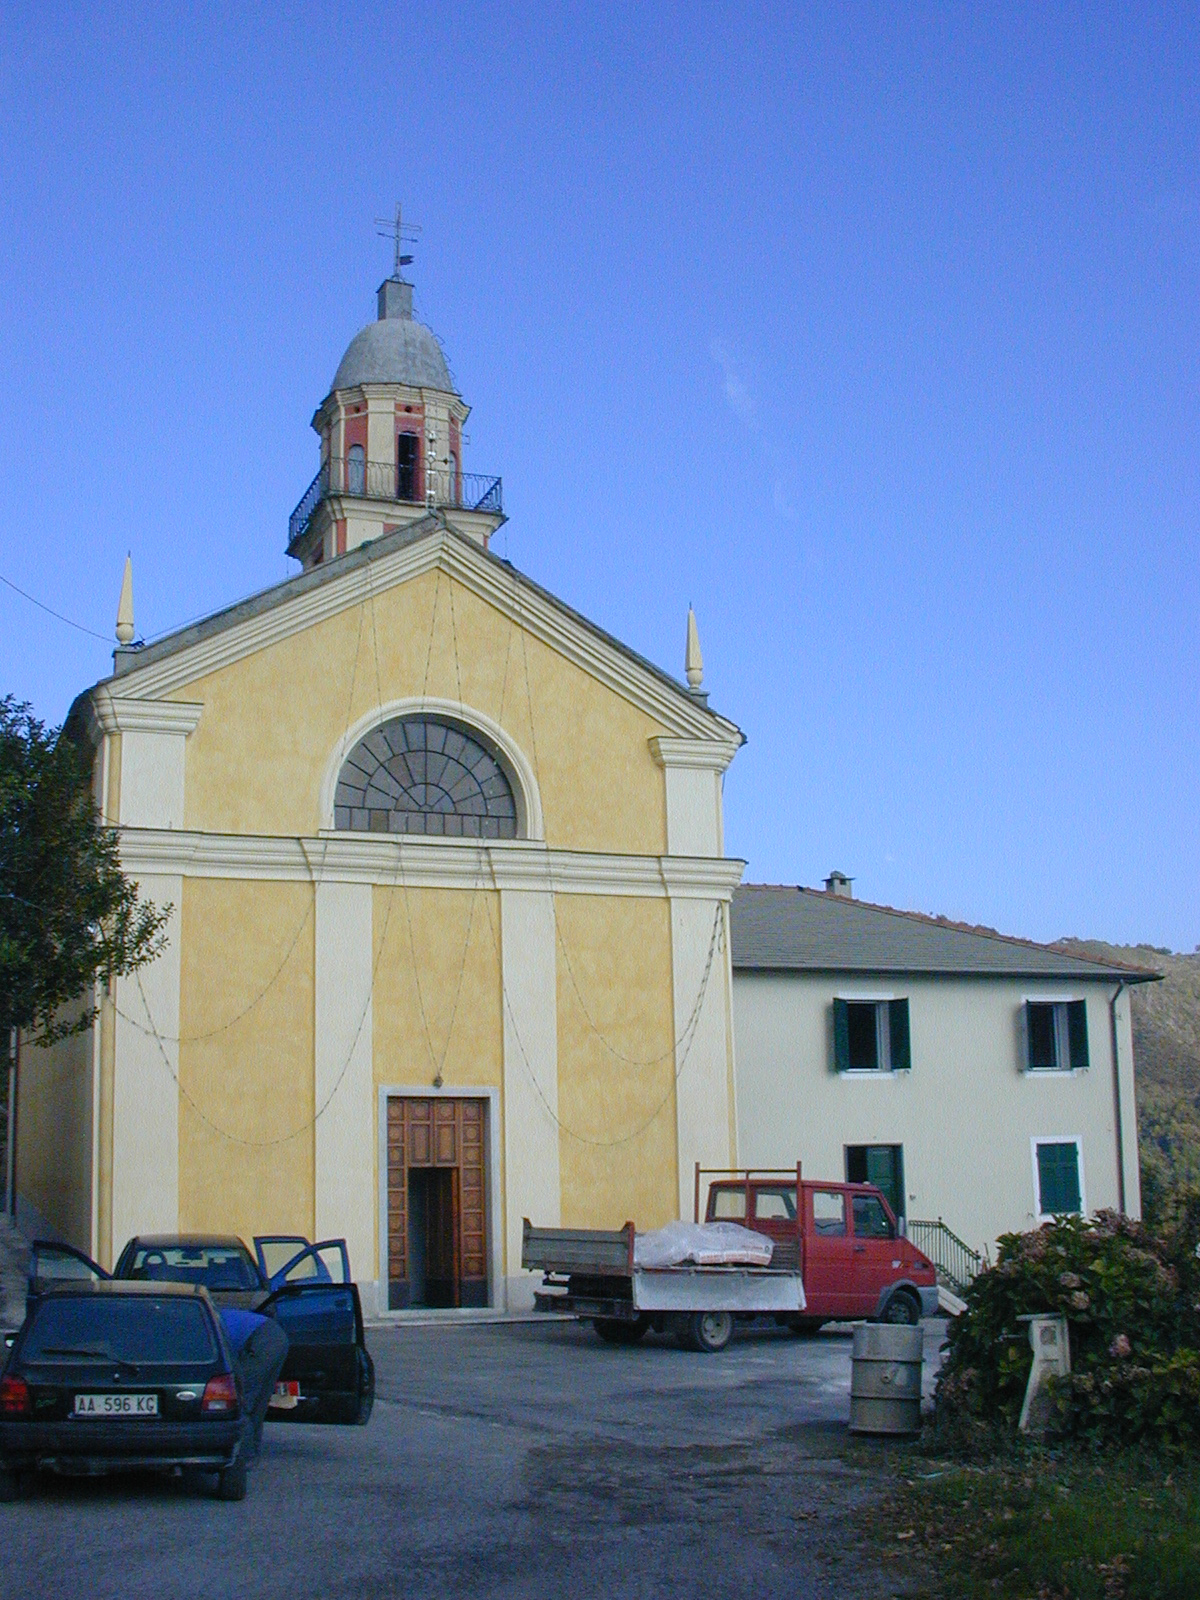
375,203,422,279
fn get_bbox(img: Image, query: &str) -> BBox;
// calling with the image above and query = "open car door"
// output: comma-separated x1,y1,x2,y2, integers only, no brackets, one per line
253,1235,351,1289
26,1241,110,1320
258,1242,374,1426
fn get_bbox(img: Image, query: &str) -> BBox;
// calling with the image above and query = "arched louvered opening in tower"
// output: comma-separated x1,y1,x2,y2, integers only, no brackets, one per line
333,716,520,839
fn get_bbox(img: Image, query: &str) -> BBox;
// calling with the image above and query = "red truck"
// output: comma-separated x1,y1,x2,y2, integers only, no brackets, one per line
698,1165,940,1330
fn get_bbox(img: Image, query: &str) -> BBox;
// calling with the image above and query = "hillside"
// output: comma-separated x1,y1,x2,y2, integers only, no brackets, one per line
1058,939,1200,1195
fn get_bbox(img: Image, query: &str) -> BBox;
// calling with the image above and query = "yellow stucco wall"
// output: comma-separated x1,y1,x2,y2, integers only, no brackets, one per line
554,894,678,1229
177,878,315,1239
372,882,504,1091
170,566,668,855
16,1009,93,1251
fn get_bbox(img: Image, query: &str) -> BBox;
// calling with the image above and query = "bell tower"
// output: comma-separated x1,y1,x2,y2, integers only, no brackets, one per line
288,208,504,569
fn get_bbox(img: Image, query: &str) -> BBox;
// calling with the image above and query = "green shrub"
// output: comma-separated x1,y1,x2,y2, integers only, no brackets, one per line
937,1204,1200,1448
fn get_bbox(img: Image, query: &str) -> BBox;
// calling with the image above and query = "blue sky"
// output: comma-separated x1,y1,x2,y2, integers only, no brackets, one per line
1,4,1196,949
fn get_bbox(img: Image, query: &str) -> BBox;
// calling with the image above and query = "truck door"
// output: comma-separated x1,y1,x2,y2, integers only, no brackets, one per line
849,1190,901,1316
803,1188,849,1316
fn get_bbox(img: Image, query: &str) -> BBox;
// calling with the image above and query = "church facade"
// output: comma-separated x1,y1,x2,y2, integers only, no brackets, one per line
17,265,745,1315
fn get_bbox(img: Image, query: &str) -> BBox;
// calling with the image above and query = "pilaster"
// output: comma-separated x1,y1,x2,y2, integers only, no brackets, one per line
314,881,375,1293
499,888,560,1309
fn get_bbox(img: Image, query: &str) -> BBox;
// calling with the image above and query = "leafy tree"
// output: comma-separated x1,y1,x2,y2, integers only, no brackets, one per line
0,695,169,1046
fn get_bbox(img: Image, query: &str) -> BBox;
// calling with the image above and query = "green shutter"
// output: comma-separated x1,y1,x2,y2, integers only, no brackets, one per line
833,999,850,1073
1067,1000,1089,1071
889,999,911,1071
1037,1142,1082,1215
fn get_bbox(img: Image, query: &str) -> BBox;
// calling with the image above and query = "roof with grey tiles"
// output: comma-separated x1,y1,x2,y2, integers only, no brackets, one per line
731,885,1159,982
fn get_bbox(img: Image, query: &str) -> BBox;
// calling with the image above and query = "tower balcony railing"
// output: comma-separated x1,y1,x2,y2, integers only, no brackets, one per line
288,458,503,548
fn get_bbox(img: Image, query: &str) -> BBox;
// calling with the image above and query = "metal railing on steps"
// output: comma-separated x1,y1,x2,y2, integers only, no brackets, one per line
907,1218,985,1298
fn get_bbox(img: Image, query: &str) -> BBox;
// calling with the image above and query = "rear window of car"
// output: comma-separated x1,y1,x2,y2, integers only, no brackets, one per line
23,1296,218,1364
710,1188,747,1220
127,1244,261,1291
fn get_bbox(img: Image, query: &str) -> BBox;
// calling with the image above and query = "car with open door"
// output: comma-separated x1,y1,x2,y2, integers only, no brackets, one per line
26,1235,374,1428
1,1280,250,1501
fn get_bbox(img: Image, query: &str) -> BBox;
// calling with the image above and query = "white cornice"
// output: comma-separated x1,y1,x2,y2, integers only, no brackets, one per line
649,736,741,773
97,528,741,745
116,827,746,900
89,694,204,738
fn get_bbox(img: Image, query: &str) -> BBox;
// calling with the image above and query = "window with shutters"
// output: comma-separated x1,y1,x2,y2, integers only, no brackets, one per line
832,998,911,1073
1024,1001,1089,1073
1033,1138,1084,1220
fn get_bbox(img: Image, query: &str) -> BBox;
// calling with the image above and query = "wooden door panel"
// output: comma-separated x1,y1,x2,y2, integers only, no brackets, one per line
387,1095,489,1309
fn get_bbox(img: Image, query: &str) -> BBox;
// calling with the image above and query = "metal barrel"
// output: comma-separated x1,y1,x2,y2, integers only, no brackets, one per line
848,1323,924,1435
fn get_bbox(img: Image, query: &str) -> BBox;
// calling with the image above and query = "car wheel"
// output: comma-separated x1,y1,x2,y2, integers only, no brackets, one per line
216,1460,248,1502
688,1311,734,1353
788,1316,827,1336
881,1290,921,1326
0,1466,29,1502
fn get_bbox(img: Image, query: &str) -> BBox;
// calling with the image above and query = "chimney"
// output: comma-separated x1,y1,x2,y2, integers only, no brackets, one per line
377,278,414,320
824,870,853,898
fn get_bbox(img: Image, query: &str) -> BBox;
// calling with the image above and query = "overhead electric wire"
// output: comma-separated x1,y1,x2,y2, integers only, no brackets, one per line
0,571,111,643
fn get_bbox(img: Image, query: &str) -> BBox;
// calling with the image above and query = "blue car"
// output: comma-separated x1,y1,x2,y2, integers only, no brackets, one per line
24,1234,374,1429
1,1280,250,1500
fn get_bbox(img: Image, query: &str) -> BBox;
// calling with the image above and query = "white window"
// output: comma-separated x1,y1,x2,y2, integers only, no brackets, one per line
832,998,911,1072
1025,1000,1089,1073
1031,1137,1085,1221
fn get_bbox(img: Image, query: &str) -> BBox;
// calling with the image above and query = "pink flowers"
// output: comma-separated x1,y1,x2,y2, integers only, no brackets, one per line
1110,1333,1132,1360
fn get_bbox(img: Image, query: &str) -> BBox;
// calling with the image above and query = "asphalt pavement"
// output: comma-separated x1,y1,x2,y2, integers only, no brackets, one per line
2,1316,945,1600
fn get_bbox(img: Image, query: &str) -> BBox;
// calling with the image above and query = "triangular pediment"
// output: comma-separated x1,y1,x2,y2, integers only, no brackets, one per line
79,517,742,746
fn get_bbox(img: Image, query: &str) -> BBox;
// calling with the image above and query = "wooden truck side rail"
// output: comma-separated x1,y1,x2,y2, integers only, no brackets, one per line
521,1218,636,1278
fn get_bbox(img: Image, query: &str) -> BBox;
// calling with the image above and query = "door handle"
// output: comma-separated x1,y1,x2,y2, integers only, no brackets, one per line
853,1245,865,1253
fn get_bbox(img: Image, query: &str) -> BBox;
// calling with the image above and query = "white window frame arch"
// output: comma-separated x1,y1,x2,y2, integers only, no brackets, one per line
319,697,544,841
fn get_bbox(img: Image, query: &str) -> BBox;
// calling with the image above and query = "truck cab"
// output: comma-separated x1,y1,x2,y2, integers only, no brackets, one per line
703,1168,939,1327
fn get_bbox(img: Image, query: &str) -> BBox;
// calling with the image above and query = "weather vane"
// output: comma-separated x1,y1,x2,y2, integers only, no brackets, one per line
375,202,421,278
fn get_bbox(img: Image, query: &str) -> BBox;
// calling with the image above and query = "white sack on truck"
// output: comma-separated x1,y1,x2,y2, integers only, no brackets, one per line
633,1221,775,1270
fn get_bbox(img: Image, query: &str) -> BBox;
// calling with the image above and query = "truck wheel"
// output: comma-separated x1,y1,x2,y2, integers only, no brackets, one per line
593,1316,647,1345
687,1311,734,1353
881,1290,921,1326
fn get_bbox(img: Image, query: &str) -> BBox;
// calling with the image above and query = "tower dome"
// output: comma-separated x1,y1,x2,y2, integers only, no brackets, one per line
329,278,458,395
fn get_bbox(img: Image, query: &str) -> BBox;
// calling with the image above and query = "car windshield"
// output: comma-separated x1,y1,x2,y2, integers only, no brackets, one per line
127,1244,261,1291
23,1296,218,1364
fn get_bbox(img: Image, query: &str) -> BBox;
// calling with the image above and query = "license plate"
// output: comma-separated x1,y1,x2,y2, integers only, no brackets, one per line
74,1392,159,1417
269,1380,301,1409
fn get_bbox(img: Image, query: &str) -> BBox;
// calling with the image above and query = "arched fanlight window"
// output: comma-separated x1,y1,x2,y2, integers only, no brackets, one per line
334,716,519,838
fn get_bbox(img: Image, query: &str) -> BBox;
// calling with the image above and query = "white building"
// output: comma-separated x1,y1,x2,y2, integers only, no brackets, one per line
731,878,1154,1272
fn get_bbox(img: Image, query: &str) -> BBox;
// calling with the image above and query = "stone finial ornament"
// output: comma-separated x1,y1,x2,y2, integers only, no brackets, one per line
685,605,704,690
115,555,134,645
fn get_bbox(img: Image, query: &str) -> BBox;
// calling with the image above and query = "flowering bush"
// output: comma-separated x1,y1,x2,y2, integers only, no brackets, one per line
936,1202,1200,1448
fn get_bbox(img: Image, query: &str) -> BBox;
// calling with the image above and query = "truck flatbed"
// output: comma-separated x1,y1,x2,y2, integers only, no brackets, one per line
521,1220,805,1352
